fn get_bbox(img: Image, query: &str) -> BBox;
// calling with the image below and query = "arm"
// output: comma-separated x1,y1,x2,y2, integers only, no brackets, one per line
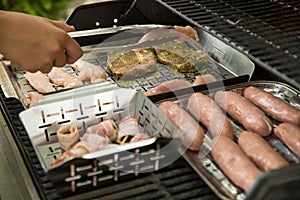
0,10,83,73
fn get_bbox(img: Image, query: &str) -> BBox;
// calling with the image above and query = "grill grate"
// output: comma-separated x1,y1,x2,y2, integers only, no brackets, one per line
161,0,300,90
0,88,218,199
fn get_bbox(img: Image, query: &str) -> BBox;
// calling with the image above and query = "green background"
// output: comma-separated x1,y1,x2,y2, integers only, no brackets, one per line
0,0,71,19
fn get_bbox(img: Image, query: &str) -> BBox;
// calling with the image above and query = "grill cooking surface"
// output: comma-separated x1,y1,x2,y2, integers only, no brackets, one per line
161,0,300,90
0,87,218,199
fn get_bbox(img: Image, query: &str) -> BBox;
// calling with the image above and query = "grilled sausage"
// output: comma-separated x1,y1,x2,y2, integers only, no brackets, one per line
214,91,273,137
238,131,288,171
187,92,235,139
211,135,262,191
159,101,205,151
274,123,300,157
244,86,300,126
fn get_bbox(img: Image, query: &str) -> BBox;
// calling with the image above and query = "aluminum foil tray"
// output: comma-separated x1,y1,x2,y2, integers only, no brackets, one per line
19,88,182,197
155,80,300,200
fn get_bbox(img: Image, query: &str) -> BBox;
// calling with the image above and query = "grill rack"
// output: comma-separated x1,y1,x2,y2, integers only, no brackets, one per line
160,0,300,90
0,85,220,200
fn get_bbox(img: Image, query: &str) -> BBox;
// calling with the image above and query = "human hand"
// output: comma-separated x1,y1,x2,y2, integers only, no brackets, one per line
0,11,83,73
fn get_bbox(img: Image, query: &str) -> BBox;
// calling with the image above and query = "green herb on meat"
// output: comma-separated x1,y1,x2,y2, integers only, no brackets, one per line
154,40,210,73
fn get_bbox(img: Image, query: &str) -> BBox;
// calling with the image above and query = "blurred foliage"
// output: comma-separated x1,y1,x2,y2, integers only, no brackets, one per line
0,0,72,19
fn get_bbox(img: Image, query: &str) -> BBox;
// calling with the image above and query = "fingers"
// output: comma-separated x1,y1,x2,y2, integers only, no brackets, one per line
64,38,83,64
50,20,75,32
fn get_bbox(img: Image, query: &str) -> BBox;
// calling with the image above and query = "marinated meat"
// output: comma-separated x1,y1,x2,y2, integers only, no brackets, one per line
154,40,210,73
107,48,157,80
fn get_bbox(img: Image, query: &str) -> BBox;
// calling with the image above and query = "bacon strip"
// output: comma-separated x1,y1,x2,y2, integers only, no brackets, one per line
57,124,80,151
51,134,108,167
117,116,140,144
86,119,118,141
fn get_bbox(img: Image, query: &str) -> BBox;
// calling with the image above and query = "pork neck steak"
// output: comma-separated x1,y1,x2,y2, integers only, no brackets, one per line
107,48,157,80
154,40,210,73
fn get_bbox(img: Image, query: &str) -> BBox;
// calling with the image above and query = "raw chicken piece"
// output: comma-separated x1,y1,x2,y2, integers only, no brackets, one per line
73,60,106,83
138,25,199,43
25,71,55,93
48,67,83,89
26,91,43,107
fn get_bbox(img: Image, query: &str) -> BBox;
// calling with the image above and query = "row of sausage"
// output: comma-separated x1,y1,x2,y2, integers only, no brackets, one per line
159,85,300,192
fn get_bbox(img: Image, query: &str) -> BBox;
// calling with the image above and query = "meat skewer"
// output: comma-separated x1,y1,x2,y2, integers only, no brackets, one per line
117,115,140,144
159,101,205,151
214,91,273,137
187,92,235,139
211,135,262,192
85,119,118,142
244,86,300,126
238,131,288,171
24,71,55,94
274,123,300,157
51,133,108,167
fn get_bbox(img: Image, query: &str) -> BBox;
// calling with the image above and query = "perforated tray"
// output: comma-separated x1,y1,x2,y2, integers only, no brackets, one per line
19,88,182,197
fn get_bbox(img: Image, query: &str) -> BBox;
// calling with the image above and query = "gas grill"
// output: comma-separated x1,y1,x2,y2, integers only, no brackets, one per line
0,0,299,200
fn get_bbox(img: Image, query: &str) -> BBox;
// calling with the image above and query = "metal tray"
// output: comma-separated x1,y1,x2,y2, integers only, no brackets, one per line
154,80,300,200
19,88,183,197
0,24,254,108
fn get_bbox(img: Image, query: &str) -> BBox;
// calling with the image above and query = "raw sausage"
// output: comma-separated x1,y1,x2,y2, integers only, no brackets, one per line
238,131,288,171
244,86,300,126
211,135,262,191
187,92,235,139
159,101,205,151
214,91,273,137
274,123,300,157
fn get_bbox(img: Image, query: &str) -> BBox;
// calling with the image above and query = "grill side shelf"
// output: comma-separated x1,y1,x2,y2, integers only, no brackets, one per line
0,88,60,200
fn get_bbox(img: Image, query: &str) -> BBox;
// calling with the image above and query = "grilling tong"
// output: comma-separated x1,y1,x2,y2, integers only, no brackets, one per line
68,24,173,38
